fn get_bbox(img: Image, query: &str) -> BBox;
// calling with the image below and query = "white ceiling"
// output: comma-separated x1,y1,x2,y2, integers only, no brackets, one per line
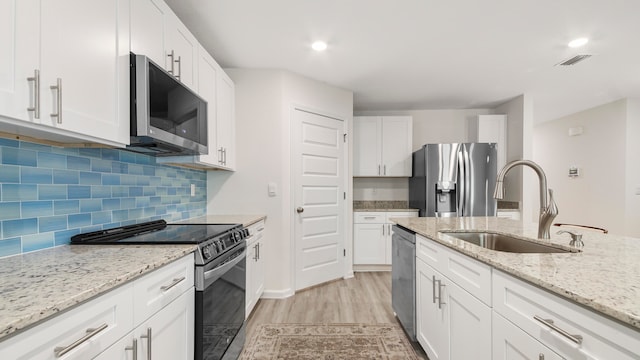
164,0,640,123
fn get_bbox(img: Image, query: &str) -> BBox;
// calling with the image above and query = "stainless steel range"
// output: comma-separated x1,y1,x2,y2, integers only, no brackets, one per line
71,220,248,360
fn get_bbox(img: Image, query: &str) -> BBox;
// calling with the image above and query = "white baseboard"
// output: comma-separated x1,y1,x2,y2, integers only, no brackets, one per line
261,288,295,299
353,264,392,272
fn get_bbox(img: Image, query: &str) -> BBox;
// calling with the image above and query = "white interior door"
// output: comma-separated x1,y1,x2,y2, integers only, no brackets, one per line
293,108,345,290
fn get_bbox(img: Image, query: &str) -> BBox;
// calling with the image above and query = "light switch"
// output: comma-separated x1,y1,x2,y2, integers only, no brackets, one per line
268,182,278,197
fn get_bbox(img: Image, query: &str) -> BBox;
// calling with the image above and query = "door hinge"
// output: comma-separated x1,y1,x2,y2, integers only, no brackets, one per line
343,133,347,143
343,249,346,257
343,192,346,200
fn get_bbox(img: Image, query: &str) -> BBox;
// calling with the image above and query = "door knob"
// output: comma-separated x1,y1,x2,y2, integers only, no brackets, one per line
296,207,304,213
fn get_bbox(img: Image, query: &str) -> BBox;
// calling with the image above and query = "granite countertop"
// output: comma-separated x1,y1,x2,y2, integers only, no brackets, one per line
391,217,640,331
0,244,196,341
176,214,266,227
353,200,418,212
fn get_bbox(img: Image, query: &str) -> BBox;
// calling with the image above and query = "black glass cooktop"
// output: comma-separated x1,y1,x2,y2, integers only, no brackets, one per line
70,220,240,245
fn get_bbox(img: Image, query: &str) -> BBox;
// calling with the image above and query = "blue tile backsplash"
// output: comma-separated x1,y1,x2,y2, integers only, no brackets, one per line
0,138,207,258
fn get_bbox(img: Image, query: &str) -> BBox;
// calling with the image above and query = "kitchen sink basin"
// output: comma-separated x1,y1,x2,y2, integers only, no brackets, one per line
440,231,575,253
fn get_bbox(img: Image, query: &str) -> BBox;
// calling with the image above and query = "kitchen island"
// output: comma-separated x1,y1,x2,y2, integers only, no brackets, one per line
393,216,640,359
392,216,640,329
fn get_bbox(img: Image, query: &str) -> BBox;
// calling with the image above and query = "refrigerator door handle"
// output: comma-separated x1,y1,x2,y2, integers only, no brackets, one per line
463,145,472,216
457,149,465,216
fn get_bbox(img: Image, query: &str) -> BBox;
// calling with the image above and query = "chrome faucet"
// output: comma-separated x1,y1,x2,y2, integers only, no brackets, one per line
494,160,558,239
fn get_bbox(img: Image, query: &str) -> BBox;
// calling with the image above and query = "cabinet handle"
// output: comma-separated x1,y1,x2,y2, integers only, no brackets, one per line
218,147,223,164
257,227,264,232
436,280,446,309
533,315,583,344
53,323,108,357
167,50,175,75
256,242,260,260
224,148,227,165
140,327,152,360
175,55,181,80
253,244,258,261
432,276,437,304
382,224,385,236
363,216,376,219
160,276,186,291
378,165,381,175
27,69,40,118
50,78,62,124
125,338,138,360
384,165,386,175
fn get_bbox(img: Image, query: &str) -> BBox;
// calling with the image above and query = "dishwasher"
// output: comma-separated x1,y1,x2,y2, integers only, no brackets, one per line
391,224,416,341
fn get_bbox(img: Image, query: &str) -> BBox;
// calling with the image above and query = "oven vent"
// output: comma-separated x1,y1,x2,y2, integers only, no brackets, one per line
556,54,592,66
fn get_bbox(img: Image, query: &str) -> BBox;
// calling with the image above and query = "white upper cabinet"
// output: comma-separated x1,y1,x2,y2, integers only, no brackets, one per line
131,0,198,91
469,114,507,171
353,116,412,177
215,68,236,170
0,0,130,147
157,45,236,170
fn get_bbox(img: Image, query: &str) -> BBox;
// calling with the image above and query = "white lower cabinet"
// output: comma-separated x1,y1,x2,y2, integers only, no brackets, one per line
415,233,640,360
493,311,562,360
0,283,133,360
246,220,266,318
493,270,640,360
416,257,491,360
0,254,195,360
353,211,417,265
96,289,194,360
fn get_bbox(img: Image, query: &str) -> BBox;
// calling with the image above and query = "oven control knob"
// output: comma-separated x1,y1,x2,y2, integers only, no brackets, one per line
217,240,226,251
202,244,214,260
244,229,250,237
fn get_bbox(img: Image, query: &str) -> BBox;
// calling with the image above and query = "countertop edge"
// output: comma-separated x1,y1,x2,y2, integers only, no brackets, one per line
0,246,197,341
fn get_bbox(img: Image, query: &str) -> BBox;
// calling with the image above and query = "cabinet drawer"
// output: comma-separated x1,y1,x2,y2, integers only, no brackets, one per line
416,234,492,306
385,211,418,221
493,270,640,360
247,220,265,246
493,311,562,360
354,212,385,223
133,254,194,325
0,283,133,360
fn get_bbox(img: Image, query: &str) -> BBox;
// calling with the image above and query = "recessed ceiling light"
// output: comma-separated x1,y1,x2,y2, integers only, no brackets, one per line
312,41,327,51
568,38,589,48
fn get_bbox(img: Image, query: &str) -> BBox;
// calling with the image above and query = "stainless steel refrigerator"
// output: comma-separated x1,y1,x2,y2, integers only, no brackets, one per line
409,143,497,217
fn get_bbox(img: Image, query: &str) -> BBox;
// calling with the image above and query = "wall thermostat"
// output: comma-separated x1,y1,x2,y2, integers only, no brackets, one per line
569,166,580,178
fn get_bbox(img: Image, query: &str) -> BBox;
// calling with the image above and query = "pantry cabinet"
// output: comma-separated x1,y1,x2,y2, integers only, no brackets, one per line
353,211,417,265
246,220,266,318
353,116,412,177
131,0,198,90
0,0,130,147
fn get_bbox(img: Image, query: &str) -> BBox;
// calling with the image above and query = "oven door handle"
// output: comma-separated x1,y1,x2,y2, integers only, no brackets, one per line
203,248,246,285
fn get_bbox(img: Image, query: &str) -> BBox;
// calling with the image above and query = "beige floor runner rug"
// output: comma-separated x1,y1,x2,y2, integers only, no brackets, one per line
239,323,419,360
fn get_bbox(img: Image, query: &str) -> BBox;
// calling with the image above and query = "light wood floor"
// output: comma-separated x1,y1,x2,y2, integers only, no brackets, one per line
246,272,428,359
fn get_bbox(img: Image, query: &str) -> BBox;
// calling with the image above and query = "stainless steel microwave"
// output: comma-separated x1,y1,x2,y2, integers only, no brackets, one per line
128,53,208,156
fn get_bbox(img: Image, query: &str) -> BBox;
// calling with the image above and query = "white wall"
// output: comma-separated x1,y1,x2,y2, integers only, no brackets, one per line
494,95,533,222
625,99,640,236
353,109,492,201
355,108,492,151
534,99,630,235
353,178,409,201
207,69,353,297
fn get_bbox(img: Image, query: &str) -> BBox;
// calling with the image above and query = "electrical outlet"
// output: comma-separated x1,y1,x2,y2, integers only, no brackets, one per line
190,184,196,196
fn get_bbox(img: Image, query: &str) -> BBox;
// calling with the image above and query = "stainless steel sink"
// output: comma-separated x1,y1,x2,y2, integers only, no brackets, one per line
440,231,576,253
